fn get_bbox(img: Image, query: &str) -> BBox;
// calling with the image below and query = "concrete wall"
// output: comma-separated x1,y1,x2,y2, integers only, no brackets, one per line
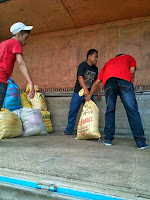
46,92,150,139
12,16,150,89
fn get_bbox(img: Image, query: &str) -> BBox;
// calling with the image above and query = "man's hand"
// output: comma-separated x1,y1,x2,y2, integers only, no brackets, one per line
28,83,35,98
130,67,136,82
96,84,101,101
84,88,90,96
97,93,101,101
85,94,91,101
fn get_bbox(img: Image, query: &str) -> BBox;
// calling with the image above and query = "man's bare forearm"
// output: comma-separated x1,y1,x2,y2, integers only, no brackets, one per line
16,54,33,84
97,84,100,94
78,76,88,91
16,53,35,98
90,79,101,97
18,62,33,84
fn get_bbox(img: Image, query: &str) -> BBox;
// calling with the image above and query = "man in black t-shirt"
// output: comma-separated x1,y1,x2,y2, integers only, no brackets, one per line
63,49,101,135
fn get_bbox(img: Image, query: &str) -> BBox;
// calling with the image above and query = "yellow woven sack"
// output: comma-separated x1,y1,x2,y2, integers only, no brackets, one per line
0,110,22,139
26,84,47,110
77,100,101,139
27,92,47,111
26,84,39,93
77,88,101,139
21,92,32,108
41,111,53,133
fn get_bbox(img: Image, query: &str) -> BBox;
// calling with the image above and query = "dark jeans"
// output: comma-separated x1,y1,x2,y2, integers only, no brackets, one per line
0,82,7,110
65,91,93,134
104,78,146,148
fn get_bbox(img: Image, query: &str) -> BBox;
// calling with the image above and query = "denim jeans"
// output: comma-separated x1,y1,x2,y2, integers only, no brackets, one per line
65,92,93,134
104,78,146,147
0,82,7,110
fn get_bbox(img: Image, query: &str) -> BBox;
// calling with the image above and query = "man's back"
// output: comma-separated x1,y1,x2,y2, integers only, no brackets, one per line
98,55,136,87
0,38,22,83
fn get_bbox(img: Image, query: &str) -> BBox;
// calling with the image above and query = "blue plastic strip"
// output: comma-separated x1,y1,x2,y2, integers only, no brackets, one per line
0,176,125,200
56,187,125,200
0,176,37,189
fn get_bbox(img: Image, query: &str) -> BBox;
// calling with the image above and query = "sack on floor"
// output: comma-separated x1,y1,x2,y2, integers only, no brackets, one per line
3,77,21,111
21,107,47,137
77,100,101,139
41,111,53,133
12,109,22,119
26,84,47,111
21,92,32,108
0,109,22,139
27,92,47,111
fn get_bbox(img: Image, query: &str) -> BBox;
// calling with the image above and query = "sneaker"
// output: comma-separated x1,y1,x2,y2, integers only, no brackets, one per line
137,144,149,150
103,140,112,146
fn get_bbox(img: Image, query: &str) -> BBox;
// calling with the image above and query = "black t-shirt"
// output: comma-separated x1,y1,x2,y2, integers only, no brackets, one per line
74,62,98,93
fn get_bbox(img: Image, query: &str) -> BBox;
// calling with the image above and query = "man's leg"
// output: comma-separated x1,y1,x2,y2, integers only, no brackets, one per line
118,79,147,148
64,92,84,135
0,82,7,110
104,78,118,143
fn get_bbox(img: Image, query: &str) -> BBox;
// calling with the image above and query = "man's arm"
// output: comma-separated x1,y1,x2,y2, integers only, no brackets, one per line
16,53,35,98
96,84,101,100
130,67,136,82
78,76,90,98
87,79,101,101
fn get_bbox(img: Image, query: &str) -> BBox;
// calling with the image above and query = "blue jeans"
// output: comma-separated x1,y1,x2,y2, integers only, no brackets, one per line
0,82,7,110
65,92,93,134
104,78,146,148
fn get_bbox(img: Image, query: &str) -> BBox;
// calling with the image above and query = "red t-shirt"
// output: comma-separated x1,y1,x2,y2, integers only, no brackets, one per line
98,55,136,87
0,38,23,84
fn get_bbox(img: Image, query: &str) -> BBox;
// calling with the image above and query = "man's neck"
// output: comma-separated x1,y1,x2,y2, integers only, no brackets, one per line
87,60,93,66
12,36,19,42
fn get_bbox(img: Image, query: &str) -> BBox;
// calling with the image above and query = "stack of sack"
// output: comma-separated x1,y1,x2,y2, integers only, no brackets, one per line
21,84,53,133
1,78,53,139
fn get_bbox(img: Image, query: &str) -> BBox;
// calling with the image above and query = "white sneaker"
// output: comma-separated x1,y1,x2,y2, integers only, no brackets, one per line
103,140,112,146
137,144,149,149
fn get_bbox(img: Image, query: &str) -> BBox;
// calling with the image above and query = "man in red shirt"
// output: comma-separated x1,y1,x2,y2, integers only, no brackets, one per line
0,22,35,109
88,54,148,149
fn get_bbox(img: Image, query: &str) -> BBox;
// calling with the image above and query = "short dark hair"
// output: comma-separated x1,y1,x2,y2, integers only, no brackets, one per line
87,49,98,59
13,30,31,36
115,53,125,57
20,30,31,36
